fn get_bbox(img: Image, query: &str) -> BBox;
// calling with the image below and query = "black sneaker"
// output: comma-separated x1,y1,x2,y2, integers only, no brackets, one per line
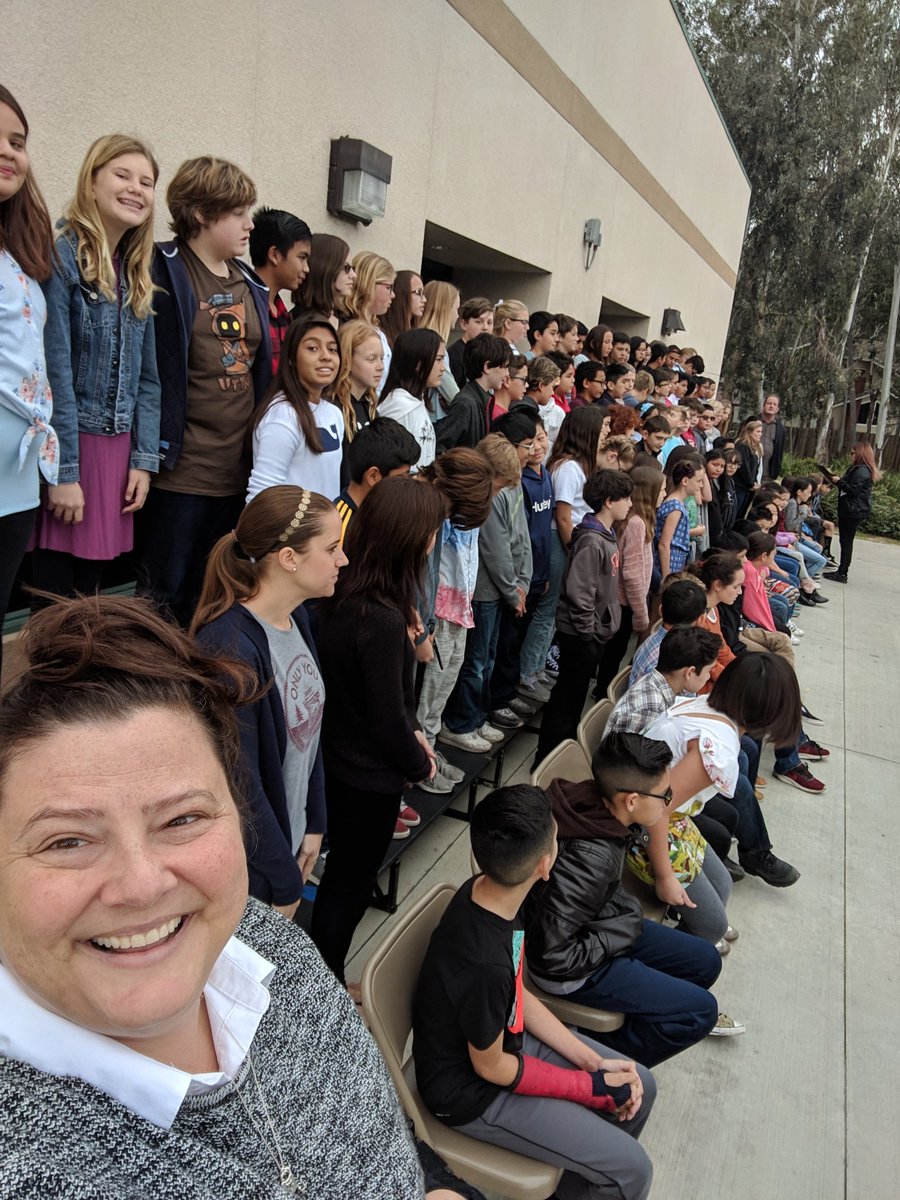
488,707,524,730
509,695,538,717
811,591,829,604
724,856,746,881
801,703,824,726
738,849,800,887
823,570,847,583
798,592,818,606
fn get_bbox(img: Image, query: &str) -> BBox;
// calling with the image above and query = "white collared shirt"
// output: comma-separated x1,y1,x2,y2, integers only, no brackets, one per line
0,934,274,1130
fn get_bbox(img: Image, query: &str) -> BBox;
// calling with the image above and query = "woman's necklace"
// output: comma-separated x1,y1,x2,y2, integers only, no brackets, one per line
235,1055,304,1196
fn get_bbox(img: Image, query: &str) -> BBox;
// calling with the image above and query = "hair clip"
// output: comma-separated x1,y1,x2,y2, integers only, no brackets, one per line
277,490,312,542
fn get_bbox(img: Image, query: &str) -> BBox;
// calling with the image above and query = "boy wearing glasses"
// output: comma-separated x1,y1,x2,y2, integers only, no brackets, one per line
524,732,732,1063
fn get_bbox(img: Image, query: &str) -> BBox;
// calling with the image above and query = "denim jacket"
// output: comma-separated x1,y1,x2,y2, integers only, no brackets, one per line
42,229,161,484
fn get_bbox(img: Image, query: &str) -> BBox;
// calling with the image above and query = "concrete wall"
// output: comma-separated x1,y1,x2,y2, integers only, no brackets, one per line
5,0,750,375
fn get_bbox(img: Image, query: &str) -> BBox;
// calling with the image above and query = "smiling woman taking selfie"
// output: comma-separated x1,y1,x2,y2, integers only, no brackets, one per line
0,594,422,1197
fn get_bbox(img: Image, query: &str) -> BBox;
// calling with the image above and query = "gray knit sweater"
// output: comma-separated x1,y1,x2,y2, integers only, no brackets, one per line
0,900,423,1198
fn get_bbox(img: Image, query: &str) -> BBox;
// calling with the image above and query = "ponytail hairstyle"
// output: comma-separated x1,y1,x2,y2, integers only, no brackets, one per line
746,530,776,560
291,231,351,317
380,269,421,348
0,594,258,800
329,475,445,625
335,318,382,436
689,549,742,591
379,327,442,403
346,250,395,323
63,134,159,319
493,298,528,342
0,85,53,281
191,486,336,633
417,447,494,531
252,319,342,454
421,280,461,343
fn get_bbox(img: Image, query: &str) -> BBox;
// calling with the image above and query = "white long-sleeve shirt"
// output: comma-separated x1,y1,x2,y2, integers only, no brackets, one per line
247,395,344,501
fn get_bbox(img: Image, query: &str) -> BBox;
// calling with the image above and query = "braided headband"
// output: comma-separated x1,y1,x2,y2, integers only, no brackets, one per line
234,490,313,563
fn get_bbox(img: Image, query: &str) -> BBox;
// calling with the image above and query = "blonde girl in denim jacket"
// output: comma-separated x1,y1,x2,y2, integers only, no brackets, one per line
33,134,161,598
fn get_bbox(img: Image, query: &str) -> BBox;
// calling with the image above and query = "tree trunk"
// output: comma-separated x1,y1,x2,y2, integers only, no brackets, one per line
875,258,900,462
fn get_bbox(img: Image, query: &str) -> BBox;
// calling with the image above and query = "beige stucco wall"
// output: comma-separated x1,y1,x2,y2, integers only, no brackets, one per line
5,0,749,375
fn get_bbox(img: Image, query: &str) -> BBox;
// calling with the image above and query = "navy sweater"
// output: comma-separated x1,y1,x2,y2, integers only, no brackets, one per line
521,463,555,591
196,603,325,906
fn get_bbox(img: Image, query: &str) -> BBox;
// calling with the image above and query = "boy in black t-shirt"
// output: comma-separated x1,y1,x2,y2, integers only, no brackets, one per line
413,785,657,1200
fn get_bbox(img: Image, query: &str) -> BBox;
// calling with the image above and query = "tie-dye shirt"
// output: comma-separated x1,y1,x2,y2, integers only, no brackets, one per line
435,519,480,628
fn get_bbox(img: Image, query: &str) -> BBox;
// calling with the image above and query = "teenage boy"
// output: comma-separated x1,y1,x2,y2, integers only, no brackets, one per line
652,366,676,405
436,333,511,452
247,207,311,372
525,311,560,359
573,360,607,408
695,403,718,452
413,784,656,1200
634,415,669,462
610,331,631,365
439,423,534,753
448,296,494,386
645,341,668,371
607,626,722,735
141,155,273,626
334,417,421,543
534,470,634,763
524,731,730,1064
601,362,632,406
629,578,707,685
556,313,580,355
626,370,654,409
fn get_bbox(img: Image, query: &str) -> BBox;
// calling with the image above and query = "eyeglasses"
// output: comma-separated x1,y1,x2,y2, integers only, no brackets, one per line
638,787,674,806
516,440,537,452
377,281,395,293
512,316,529,326
342,263,355,274
411,288,426,297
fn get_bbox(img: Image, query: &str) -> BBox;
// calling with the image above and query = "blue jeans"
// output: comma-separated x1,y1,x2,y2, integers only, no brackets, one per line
796,538,827,575
570,919,720,1067
441,599,502,733
766,592,792,626
773,727,811,773
520,533,566,679
731,749,771,854
774,552,802,587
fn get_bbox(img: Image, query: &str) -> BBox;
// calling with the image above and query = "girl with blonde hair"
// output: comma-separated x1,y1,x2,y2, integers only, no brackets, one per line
347,250,395,394
421,279,461,410
335,318,384,437
493,297,530,349
34,133,161,599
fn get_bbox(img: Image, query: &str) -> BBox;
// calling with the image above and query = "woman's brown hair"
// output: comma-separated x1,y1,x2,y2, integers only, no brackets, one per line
291,232,351,318
191,486,336,633
547,405,607,479
0,595,258,799
689,550,742,589
618,463,663,543
379,269,421,348
583,323,613,363
0,85,53,280
251,319,342,454
329,475,444,624
850,440,882,483
418,447,494,531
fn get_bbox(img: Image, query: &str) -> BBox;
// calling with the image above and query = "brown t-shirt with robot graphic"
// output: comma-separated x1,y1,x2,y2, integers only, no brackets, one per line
154,244,262,497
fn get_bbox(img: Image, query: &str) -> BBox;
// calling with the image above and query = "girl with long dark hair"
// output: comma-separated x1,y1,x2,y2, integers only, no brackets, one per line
247,318,344,500
290,231,354,325
311,475,445,984
377,327,445,468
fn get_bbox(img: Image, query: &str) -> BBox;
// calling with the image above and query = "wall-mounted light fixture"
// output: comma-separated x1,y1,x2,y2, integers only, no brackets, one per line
583,218,602,271
327,137,393,226
661,307,685,336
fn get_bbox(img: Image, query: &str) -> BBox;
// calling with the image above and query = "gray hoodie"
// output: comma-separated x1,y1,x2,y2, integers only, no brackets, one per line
474,484,533,605
555,514,621,643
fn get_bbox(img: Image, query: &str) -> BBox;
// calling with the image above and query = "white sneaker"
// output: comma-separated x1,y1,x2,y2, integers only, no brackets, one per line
790,632,801,645
709,1012,746,1036
477,722,506,744
438,727,492,754
788,621,804,637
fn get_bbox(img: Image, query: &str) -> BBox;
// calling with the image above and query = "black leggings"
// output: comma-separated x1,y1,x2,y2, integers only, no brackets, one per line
0,507,37,678
310,775,400,984
837,513,863,577
694,796,739,865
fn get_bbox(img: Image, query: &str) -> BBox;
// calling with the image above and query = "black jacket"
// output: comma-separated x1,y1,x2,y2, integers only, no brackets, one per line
734,441,762,493
524,779,646,986
435,380,491,452
835,463,873,519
